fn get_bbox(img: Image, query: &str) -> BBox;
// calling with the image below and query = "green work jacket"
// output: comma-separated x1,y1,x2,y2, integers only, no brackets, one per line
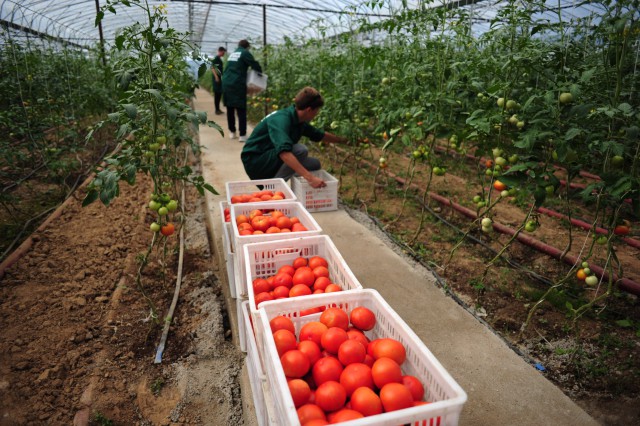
222,47,261,108
211,55,223,93
241,105,325,180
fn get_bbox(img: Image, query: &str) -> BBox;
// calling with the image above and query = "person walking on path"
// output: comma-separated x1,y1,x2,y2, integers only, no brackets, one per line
222,39,262,142
211,46,226,115
241,87,348,188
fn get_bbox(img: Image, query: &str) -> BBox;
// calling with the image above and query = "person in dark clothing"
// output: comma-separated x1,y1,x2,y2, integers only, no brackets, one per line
222,39,261,142
211,46,226,115
241,87,347,188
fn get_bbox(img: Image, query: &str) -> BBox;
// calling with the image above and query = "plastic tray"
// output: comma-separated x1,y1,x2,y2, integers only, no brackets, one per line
219,201,236,298
290,170,339,212
241,235,364,353
247,70,268,95
226,178,296,205
230,201,322,299
240,301,270,426
255,289,467,426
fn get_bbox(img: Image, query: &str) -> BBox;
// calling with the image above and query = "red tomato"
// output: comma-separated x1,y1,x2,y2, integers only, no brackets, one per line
290,216,300,224
235,214,249,225
270,316,295,334
237,222,254,232
288,379,311,408
300,307,323,317
339,363,374,396
276,216,293,229
321,327,348,354
379,382,414,412
266,226,281,234
252,278,270,295
402,375,425,401
614,225,630,235
312,356,343,386
350,306,376,331
371,357,403,388
363,354,374,368
314,381,346,412
319,307,350,330
293,267,315,286
338,339,366,366
251,216,271,232
160,223,175,236
350,386,383,417
312,266,330,279
278,265,296,276
272,272,293,289
248,209,263,219
254,292,273,308
313,276,331,291
292,256,308,269
281,350,310,378
328,409,364,423
292,223,308,232
272,285,290,299
346,329,370,347
299,322,328,346
298,340,322,367
273,329,297,357
230,195,242,204
308,256,328,269
297,404,326,425
324,284,342,293
301,419,328,426
368,338,406,365
290,284,312,297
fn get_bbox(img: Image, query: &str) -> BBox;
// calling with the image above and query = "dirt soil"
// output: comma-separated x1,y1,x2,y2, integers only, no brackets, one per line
312,141,640,426
0,158,245,425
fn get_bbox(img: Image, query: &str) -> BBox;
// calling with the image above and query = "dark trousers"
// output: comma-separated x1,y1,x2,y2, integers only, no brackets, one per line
226,106,247,136
274,143,321,181
214,91,222,112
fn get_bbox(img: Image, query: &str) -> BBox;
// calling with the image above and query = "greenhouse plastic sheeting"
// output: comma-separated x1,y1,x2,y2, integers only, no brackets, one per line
0,0,616,54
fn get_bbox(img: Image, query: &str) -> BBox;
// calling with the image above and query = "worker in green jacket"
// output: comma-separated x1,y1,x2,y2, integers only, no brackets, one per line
211,46,226,115
222,39,262,142
241,87,348,188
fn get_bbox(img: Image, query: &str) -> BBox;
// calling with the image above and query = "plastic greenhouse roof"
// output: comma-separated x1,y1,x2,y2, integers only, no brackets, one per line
0,0,617,54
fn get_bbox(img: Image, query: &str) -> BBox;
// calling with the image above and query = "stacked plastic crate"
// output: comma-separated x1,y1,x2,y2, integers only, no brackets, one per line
222,174,467,426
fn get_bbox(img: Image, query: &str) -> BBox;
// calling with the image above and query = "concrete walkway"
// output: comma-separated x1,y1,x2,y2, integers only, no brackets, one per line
194,88,598,426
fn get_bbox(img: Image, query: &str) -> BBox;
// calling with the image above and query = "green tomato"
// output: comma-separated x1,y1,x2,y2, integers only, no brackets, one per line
149,143,160,152
559,92,573,104
585,275,598,286
611,155,624,168
524,221,537,232
149,200,161,211
546,185,555,195
508,154,519,164
412,150,422,159
156,135,167,144
596,235,607,245
472,195,482,203
160,193,171,203
581,261,589,269
495,156,507,166
166,199,178,212
508,188,517,196
150,222,161,232
481,217,492,227
381,77,390,85
481,225,492,233
492,147,503,158
476,201,486,209
506,100,517,110
497,97,505,107
144,151,155,158
158,206,169,216
485,169,494,176
500,190,510,198
583,268,591,276
516,121,525,129
508,115,519,125
330,121,339,129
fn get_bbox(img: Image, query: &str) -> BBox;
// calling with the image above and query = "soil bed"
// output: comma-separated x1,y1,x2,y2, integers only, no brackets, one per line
0,149,245,425
312,141,640,425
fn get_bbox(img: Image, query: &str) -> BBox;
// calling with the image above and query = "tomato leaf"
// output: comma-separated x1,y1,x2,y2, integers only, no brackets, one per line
82,189,99,207
123,104,137,120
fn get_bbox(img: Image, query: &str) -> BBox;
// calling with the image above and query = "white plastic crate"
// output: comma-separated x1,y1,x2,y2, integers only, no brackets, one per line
230,201,322,299
290,170,338,212
241,235,364,353
219,201,236,298
247,70,268,95
226,178,296,205
240,301,271,426
255,289,467,426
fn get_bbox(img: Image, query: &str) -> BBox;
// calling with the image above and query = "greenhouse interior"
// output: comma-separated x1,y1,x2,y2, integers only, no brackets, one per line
1,0,639,425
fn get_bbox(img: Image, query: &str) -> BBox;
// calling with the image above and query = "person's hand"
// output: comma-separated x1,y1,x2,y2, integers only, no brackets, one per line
307,175,326,189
